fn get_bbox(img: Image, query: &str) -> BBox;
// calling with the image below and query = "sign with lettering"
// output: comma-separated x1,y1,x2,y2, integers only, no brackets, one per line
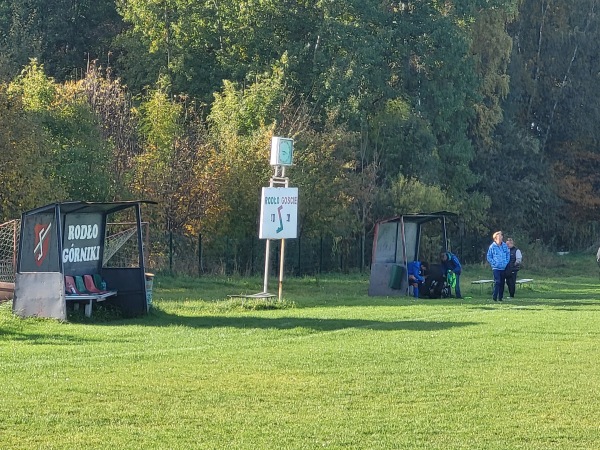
259,187,298,239
62,213,104,275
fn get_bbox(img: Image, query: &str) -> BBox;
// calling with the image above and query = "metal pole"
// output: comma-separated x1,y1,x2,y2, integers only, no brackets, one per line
278,239,285,301
443,215,448,251
400,218,409,296
297,235,301,276
251,235,255,276
13,220,17,275
142,222,151,267
278,176,290,298
198,233,202,276
319,234,323,273
263,239,271,293
169,231,173,274
262,172,277,295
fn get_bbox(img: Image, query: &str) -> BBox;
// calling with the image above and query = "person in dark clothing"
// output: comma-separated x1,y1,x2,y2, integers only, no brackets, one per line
440,251,462,299
504,237,523,298
422,264,450,298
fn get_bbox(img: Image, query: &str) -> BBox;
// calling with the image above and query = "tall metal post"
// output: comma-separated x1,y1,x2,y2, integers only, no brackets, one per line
262,166,290,298
263,238,271,293
254,138,297,301
262,174,275,294
278,238,285,301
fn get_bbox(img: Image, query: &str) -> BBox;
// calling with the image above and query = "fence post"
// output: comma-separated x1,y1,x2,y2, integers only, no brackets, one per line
359,233,363,273
250,235,255,276
297,235,301,276
319,234,323,274
13,220,18,276
169,231,173,274
198,233,202,276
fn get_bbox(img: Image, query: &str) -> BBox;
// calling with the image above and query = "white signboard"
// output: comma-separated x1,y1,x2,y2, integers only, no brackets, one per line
259,187,299,239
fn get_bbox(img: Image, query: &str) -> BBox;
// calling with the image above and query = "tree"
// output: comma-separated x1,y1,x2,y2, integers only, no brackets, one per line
503,0,600,246
8,60,116,202
115,0,225,100
130,77,225,237
80,64,140,194
0,85,59,220
206,71,285,240
0,0,123,82
474,120,558,238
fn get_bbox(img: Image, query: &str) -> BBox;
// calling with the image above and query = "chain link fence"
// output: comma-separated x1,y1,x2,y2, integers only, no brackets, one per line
146,231,375,276
0,220,20,283
3,216,548,279
145,231,502,277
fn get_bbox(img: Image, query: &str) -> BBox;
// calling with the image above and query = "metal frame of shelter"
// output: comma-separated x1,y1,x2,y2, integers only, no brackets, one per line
13,201,156,320
368,211,457,297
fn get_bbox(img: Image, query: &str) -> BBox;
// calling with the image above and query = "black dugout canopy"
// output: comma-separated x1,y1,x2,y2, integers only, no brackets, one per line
13,201,156,320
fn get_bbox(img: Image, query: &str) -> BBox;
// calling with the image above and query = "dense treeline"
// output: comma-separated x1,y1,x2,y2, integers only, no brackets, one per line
1,0,600,263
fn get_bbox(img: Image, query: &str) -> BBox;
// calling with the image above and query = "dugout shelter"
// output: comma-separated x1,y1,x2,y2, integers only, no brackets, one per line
13,201,155,320
368,212,456,297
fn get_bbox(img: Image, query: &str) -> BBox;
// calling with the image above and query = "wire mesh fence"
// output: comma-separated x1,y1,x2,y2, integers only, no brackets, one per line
0,220,20,283
0,216,497,280
145,230,496,277
145,231,375,277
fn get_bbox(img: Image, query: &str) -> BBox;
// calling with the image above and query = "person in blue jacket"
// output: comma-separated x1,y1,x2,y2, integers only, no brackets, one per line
440,251,462,299
408,260,427,298
486,230,510,301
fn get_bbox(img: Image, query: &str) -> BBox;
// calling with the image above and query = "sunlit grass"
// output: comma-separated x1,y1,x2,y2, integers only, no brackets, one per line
1,254,600,448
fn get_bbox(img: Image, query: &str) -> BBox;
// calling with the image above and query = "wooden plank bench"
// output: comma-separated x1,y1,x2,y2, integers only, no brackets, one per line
471,279,494,294
516,278,534,289
471,278,534,295
0,281,14,301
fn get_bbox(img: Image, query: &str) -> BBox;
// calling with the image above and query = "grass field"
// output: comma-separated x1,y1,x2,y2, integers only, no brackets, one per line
1,253,600,449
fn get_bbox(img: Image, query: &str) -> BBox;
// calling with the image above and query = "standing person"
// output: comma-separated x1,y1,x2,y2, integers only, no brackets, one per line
486,231,510,302
440,251,462,299
505,237,523,299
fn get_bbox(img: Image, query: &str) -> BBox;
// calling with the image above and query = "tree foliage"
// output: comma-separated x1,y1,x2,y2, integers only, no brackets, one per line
503,0,600,247
129,78,225,236
0,85,57,220
207,71,284,240
7,61,116,202
3,0,600,259
0,0,122,82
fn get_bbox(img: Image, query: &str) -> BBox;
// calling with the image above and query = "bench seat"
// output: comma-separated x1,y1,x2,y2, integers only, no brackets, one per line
516,278,534,289
471,278,534,295
65,275,117,317
471,279,494,294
